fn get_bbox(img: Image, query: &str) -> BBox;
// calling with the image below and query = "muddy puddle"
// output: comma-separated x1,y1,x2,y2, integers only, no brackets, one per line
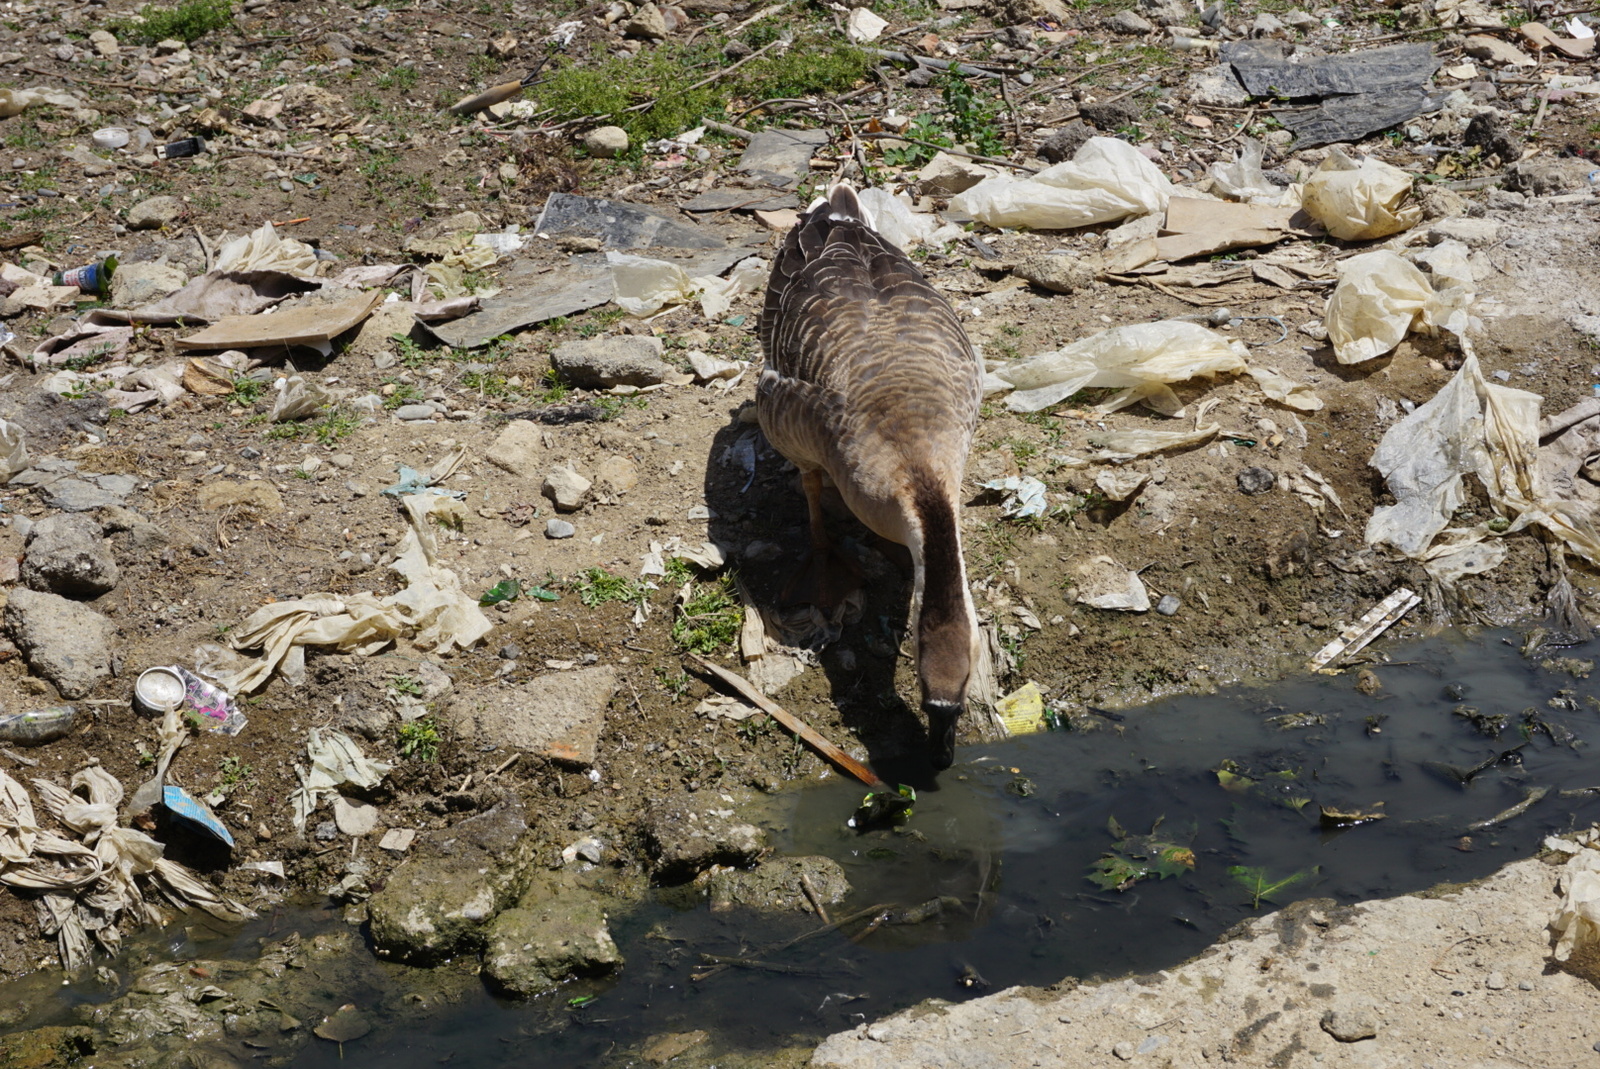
8,626,1600,1067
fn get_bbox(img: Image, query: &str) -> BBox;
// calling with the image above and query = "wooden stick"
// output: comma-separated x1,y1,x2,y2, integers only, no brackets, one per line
688,654,889,790
690,902,890,982
694,953,835,977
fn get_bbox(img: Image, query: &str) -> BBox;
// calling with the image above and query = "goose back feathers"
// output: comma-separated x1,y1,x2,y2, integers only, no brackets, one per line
758,185,981,539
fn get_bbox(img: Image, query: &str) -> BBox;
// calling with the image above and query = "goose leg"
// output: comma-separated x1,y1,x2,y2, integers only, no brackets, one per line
780,470,863,613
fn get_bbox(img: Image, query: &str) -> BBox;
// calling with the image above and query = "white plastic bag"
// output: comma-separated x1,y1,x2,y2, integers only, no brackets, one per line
1300,149,1421,240
989,320,1247,414
0,419,28,484
214,222,321,278
267,373,336,422
1247,366,1324,411
1325,245,1475,364
607,251,765,318
952,137,1173,230
1208,138,1294,206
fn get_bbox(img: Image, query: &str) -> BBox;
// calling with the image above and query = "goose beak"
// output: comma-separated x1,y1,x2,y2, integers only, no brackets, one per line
924,700,961,771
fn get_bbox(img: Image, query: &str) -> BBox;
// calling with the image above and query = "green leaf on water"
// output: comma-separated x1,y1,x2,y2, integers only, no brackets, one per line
1087,815,1196,892
1228,864,1319,909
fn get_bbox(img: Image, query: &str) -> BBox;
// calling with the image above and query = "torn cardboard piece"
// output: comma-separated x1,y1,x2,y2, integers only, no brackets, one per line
1154,197,1318,262
176,290,382,355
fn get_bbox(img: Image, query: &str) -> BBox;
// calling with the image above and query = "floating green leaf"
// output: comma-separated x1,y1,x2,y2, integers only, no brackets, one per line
1228,864,1319,909
1087,815,1196,892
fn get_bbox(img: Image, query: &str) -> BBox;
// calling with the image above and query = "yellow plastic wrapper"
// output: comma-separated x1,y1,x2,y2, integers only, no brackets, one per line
1325,246,1474,364
952,137,1172,230
1301,149,1421,241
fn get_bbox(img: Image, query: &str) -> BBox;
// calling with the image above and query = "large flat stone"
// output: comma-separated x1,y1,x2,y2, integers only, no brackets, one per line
4,587,116,698
367,796,537,965
482,875,623,997
44,478,125,512
445,667,618,768
485,419,543,478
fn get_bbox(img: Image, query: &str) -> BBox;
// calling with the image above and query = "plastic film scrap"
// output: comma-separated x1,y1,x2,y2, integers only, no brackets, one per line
951,137,1172,230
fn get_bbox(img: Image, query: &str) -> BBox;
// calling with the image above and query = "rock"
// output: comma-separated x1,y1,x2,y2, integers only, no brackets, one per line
88,29,119,56
542,465,592,512
1113,1041,1137,1061
1320,1007,1378,1042
367,797,537,964
1106,9,1154,33
393,404,434,422
1071,556,1150,613
1014,252,1101,294
4,587,116,699
1572,315,1600,345
21,513,119,597
1185,64,1251,107
996,0,1073,23
1426,216,1501,247
551,335,674,389
641,791,768,881
1036,120,1094,164
1080,97,1143,131
1237,467,1275,495
445,667,618,768
594,455,638,496
109,260,187,307
694,856,850,912
641,1032,709,1065
1252,12,1286,35
580,125,630,159
915,151,993,196
126,195,183,230
485,420,543,478
1283,8,1322,31
196,480,283,513
44,479,125,512
482,877,623,997
1485,970,1507,989
1138,0,1193,26
1155,594,1181,616
545,519,575,539
622,2,668,38
1464,110,1522,162
1507,155,1596,196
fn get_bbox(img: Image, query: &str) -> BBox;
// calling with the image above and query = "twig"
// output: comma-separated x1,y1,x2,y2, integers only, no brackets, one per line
703,119,755,141
489,752,520,776
1533,89,1551,131
220,145,329,161
999,75,1023,146
871,48,1007,79
1466,785,1550,831
730,0,791,37
848,909,892,944
1,748,39,767
694,954,836,977
799,874,832,924
687,655,888,791
870,133,1037,172
684,36,790,93
689,902,890,982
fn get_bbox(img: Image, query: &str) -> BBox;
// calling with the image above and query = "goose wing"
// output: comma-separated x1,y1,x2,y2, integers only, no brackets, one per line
757,186,980,489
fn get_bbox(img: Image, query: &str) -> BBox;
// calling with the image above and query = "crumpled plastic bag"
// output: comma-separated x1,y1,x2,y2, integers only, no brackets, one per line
222,479,492,692
952,137,1173,230
214,221,321,278
987,320,1248,414
267,373,336,422
1208,138,1296,207
0,418,28,484
607,252,766,318
0,86,84,118
1072,556,1150,612
981,476,1049,518
1300,149,1421,241
289,728,393,833
856,188,964,250
1085,398,1223,462
1325,244,1475,364
1551,833,1600,961
1247,366,1324,411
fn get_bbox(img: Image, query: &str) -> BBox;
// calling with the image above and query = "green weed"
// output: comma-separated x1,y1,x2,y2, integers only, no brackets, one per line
672,577,743,654
577,567,648,609
113,0,232,43
398,717,441,762
377,66,420,91
391,674,423,696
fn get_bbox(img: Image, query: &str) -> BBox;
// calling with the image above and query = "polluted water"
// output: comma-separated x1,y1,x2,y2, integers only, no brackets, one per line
9,627,1600,1067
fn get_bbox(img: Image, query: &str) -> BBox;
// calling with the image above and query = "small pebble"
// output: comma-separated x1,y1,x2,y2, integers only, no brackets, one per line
393,404,435,422
1321,1008,1378,1042
278,179,294,192
498,644,521,660
240,446,261,460
1485,971,1506,990
1519,980,1534,991
546,518,575,539
314,821,338,842
687,505,711,521
1112,1040,1136,1061
1237,466,1275,495
1156,594,1181,616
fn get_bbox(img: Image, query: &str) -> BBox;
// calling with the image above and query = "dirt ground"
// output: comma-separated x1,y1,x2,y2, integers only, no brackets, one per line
0,0,1598,1030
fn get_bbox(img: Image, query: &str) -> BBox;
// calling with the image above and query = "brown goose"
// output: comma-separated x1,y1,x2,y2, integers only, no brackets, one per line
758,184,982,770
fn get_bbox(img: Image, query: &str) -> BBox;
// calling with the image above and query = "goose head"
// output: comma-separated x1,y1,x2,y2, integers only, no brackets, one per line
917,588,978,771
